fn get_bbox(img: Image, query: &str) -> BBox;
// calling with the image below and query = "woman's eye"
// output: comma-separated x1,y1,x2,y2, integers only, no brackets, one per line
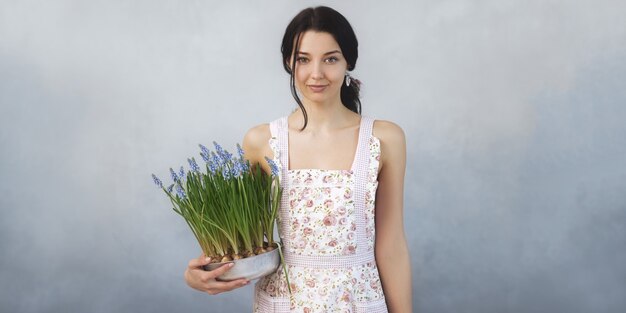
296,57,309,64
325,57,339,64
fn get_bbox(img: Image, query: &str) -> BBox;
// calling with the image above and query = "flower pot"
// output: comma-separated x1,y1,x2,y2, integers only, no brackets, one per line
203,248,280,281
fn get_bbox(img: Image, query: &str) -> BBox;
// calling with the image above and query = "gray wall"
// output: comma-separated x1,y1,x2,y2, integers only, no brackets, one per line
1,0,625,312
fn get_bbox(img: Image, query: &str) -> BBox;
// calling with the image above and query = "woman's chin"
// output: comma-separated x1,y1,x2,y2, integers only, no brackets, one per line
301,92,340,105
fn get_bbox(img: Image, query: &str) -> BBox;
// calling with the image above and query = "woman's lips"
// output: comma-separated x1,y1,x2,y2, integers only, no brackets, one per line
308,85,328,92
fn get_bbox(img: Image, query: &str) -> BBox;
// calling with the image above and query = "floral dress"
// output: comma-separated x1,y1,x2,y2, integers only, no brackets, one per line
253,116,388,313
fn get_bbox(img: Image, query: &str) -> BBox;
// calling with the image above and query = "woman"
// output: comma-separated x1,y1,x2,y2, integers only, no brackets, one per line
184,6,412,312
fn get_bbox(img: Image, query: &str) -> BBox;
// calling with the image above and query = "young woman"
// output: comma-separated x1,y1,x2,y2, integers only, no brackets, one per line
184,6,412,312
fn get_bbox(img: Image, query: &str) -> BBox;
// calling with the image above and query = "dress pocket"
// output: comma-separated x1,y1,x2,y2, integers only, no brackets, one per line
353,298,388,313
254,287,290,313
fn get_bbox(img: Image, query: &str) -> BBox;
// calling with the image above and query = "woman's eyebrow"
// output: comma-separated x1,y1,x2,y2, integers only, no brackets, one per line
297,50,342,56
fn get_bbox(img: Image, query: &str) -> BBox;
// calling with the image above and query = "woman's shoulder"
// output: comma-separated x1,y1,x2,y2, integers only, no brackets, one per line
243,123,272,150
372,118,405,144
241,122,273,169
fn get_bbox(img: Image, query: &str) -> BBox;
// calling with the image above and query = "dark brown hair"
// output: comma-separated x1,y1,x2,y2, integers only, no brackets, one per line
281,6,361,130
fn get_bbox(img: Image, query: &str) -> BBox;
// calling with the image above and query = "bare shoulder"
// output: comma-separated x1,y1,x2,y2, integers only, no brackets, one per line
372,119,406,146
242,123,273,167
243,123,271,150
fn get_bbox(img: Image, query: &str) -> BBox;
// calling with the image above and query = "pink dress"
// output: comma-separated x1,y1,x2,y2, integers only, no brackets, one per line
253,116,388,313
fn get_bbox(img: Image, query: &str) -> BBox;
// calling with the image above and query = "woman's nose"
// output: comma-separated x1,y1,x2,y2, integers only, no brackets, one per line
310,61,324,79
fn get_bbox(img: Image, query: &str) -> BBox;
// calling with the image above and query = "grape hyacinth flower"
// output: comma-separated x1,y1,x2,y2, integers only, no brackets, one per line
239,158,249,172
223,150,233,162
169,168,179,182
231,164,239,178
152,174,163,188
167,184,174,193
175,184,186,199
231,160,244,178
265,156,279,176
213,141,233,163
235,144,249,172
199,143,210,156
222,165,231,179
236,143,245,159
199,144,211,164
208,152,219,174
188,157,200,173
178,166,186,181
200,151,210,163
213,141,225,157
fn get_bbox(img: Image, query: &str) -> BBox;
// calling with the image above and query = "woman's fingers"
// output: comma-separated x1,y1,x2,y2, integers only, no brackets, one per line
205,262,235,280
184,255,249,295
205,278,249,295
202,263,249,295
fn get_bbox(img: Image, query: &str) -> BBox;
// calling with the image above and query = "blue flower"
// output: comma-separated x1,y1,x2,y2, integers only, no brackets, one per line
264,157,279,176
200,151,210,163
240,158,250,172
151,174,163,188
213,150,224,166
222,166,231,179
198,144,210,157
175,184,186,199
213,141,225,157
208,152,219,174
223,150,233,162
169,168,179,182
188,157,200,173
178,166,186,181
167,184,174,193
213,141,232,163
236,143,245,159
231,160,244,178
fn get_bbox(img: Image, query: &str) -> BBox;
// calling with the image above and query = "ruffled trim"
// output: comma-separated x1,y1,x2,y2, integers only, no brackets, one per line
368,136,381,180
365,135,381,252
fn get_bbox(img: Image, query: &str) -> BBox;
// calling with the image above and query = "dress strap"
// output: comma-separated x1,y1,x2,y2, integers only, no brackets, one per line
353,116,375,255
269,119,279,138
353,116,375,172
268,116,289,172
269,116,291,243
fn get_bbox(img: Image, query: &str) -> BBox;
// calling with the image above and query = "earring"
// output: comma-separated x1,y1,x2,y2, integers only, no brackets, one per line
345,73,351,87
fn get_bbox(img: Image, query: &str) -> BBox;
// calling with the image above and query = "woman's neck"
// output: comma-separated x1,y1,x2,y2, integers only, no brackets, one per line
290,100,355,132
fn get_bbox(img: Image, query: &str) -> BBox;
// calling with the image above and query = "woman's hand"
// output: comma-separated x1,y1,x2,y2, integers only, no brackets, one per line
184,254,250,295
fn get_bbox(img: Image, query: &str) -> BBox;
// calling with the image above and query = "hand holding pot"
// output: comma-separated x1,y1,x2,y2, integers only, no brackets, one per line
184,254,249,295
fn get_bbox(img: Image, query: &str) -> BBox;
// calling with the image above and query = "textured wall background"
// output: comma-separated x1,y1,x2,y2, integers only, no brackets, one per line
1,0,625,312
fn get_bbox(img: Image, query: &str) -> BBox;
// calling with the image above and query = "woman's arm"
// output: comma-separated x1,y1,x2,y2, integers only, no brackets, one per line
373,120,413,313
242,123,273,174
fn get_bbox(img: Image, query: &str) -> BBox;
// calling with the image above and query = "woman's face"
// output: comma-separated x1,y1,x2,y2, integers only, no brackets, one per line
290,31,348,105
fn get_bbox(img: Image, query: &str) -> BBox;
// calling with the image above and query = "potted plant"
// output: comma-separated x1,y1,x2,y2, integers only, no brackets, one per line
152,142,287,282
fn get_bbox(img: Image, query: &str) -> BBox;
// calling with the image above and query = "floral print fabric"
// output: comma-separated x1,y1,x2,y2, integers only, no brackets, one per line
254,133,386,313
